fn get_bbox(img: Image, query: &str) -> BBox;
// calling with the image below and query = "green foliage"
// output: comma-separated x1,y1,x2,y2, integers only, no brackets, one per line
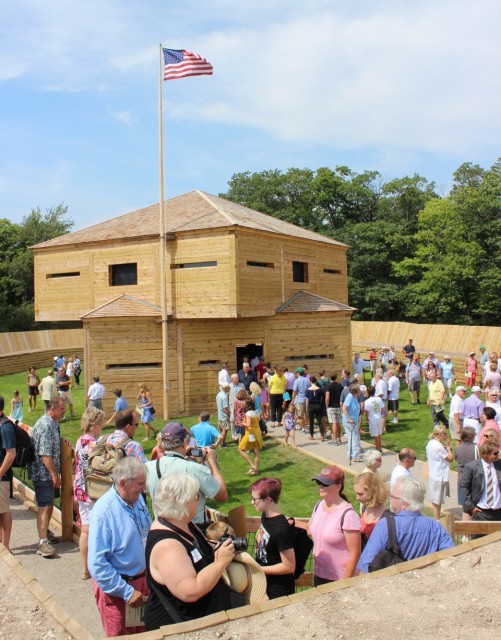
0,204,73,331
222,159,500,325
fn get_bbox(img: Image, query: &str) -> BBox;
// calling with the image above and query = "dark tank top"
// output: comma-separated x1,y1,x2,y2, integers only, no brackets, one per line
144,521,242,630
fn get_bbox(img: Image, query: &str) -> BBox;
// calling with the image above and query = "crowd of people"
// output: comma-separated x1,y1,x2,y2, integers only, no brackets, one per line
1,341,501,636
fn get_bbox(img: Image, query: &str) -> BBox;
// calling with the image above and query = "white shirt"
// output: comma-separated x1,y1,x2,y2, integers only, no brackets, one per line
375,379,387,400
365,396,384,427
87,382,105,400
478,460,501,510
387,375,400,401
486,401,501,426
426,438,450,482
449,394,464,420
390,464,411,489
218,368,231,387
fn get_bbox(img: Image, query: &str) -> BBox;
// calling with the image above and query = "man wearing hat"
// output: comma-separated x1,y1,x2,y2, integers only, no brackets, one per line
449,386,466,445
145,423,227,524
292,368,310,433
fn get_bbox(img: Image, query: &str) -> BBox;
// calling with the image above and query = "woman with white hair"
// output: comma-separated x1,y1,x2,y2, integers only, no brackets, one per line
426,426,453,520
144,473,243,629
360,449,383,475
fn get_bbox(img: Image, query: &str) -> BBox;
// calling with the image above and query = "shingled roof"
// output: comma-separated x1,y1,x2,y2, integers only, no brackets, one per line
31,190,347,250
81,294,161,319
276,291,356,314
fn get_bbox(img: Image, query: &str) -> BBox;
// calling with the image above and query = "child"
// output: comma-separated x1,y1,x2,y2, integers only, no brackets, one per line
10,390,23,423
150,432,164,461
259,380,269,421
282,403,296,448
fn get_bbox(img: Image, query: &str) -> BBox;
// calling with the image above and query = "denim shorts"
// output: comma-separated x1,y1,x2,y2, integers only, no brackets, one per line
33,480,55,507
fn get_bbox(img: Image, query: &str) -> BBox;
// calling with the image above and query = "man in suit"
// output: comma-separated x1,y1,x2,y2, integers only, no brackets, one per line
460,441,501,527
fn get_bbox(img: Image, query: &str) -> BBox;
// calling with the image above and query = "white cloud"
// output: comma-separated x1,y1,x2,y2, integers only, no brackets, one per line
111,110,135,124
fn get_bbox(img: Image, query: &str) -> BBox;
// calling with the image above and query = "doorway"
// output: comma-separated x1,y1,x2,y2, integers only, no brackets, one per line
235,343,264,371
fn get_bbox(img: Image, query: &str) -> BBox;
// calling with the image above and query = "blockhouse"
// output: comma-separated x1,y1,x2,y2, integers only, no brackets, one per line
32,190,355,416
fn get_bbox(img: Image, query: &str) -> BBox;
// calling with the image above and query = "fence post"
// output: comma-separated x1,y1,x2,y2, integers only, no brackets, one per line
60,438,74,541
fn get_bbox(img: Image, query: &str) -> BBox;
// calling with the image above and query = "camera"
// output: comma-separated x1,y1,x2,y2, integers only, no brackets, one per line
220,532,248,552
189,448,204,458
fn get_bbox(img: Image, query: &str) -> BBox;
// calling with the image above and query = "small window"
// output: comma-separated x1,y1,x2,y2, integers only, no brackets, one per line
292,261,308,283
247,261,274,269
110,263,137,286
106,362,160,369
199,360,221,367
46,272,80,279
286,354,334,361
172,261,217,269
323,268,341,275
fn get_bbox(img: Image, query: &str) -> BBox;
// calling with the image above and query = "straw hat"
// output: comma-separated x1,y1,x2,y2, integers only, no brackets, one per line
222,552,267,604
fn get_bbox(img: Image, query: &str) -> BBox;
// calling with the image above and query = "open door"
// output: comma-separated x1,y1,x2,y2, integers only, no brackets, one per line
235,343,264,371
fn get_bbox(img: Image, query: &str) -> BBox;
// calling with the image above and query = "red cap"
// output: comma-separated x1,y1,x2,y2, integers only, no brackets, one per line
312,465,344,486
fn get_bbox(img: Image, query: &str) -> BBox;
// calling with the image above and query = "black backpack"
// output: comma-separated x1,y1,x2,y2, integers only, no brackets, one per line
287,517,314,579
368,513,405,572
0,415,35,470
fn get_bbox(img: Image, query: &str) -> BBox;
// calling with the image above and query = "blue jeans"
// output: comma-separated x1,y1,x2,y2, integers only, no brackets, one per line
343,421,361,459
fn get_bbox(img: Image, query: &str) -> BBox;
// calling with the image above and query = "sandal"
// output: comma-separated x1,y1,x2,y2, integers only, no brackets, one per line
81,570,91,580
247,467,256,475
249,468,259,476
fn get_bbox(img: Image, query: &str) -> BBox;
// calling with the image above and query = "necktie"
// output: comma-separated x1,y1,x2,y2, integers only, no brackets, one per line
486,464,494,508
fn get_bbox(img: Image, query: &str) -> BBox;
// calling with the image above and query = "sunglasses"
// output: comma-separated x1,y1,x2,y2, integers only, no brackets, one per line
315,479,333,487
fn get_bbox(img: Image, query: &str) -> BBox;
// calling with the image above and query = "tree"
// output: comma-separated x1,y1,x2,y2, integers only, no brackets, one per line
0,204,74,331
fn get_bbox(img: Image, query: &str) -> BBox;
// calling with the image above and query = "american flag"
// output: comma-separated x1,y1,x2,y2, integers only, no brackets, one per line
163,48,213,81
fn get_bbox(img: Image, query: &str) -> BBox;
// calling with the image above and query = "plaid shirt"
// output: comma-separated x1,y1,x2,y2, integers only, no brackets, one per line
105,430,147,463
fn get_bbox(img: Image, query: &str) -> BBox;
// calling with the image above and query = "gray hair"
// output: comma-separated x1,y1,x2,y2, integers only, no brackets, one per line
154,473,200,520
80,406,105,434
394,476,425,511
112,457,147,484
363,449,382,468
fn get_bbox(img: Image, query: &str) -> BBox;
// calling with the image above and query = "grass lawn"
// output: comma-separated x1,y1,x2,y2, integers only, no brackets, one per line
0,370,354,516
0,368,453,515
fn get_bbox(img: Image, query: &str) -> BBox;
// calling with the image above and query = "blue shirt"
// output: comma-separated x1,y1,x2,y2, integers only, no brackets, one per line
293,376,310,403
342,393,360,424
88,486,151,601
190,422,220,447
113,397,129,412
0,415,16,481
357,511,454,573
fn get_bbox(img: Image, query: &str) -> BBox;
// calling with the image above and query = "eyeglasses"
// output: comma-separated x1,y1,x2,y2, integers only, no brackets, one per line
193,493,201,501
315,480,331,487
251,496,263,503
390,494,403,500
490,451,500,457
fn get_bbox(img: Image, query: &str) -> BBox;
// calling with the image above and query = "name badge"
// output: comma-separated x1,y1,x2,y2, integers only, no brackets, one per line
191,548,202,562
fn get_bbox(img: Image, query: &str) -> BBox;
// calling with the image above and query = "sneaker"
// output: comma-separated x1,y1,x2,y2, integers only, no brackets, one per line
47,529,60,545
36,541,56,558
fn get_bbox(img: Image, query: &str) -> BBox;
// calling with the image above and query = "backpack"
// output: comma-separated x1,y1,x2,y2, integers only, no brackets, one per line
85,434,131,500
287,517,314,579
0,415,34,470
368,513,405,572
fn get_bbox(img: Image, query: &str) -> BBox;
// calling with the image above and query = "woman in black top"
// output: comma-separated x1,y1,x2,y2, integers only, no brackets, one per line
251,477,296,599
144,473,241,630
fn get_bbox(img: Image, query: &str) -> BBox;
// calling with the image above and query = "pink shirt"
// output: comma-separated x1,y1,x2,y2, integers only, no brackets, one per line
466,357,477,373
309,502,361,581
478,420,501,447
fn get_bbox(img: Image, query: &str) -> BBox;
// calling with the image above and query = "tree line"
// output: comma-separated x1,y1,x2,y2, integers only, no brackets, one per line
0,204,74,331
221,159,501,326
1,160,498,332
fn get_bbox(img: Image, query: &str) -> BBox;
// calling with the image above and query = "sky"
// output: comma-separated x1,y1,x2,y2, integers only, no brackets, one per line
1,0,500,230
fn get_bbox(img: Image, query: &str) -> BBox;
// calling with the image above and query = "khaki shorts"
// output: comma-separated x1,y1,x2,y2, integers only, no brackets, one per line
0,481,10,514
218,419,230,432
327,407,341,424
58,390,73,405
449,416,462,440
295,402,306,418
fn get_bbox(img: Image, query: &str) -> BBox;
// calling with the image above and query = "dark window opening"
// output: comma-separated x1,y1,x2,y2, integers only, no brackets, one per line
172,261,217,269
247,261,274,268
47,272,80,279
323,268,341,275
292,261,308,283
199,360,221,367
106,362,160,369
110,263,137,286
287,354,333,361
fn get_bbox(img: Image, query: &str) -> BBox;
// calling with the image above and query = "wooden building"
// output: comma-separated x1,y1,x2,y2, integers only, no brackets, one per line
31,191,355,417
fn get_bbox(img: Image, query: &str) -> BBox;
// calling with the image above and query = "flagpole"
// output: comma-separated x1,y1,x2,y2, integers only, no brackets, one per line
159,44,169,419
